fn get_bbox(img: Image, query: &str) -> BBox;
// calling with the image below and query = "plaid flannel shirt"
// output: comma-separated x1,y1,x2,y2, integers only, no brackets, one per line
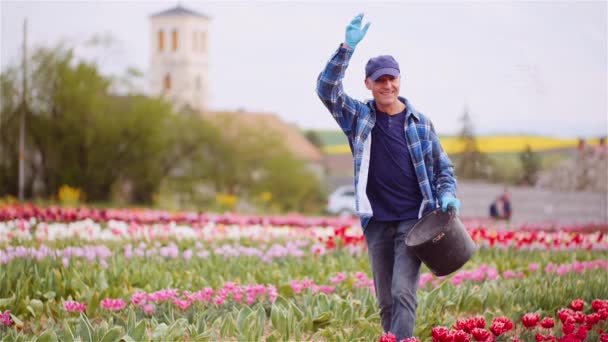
316,44,457,229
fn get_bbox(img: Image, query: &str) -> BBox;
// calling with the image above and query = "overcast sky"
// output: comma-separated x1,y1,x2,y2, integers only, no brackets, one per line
2,0,607,137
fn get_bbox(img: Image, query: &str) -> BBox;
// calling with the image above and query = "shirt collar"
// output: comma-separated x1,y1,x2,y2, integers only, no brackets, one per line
401,97,420,121
367,97,420,121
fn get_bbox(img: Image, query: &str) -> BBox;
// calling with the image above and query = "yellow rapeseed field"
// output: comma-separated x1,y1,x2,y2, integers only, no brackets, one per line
323,136,601,154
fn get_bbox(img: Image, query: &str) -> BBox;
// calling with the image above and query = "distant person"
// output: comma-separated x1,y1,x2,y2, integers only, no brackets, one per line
577,137,586,152
316,13,459,340
489,189,511,220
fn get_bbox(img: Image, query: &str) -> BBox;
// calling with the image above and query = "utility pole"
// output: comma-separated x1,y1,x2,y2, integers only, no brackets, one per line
18,19,28,201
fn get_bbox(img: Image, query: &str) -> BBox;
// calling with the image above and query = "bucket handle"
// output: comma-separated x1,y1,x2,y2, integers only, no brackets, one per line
447,206,459,219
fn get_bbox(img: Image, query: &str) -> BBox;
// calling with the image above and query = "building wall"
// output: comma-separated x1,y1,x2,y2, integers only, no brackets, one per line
149,16,209,111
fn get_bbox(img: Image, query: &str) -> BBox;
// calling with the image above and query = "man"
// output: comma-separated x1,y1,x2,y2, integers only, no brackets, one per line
316,13,460,339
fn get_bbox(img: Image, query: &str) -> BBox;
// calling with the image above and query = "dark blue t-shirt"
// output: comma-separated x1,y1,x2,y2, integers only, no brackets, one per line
366,109,423,221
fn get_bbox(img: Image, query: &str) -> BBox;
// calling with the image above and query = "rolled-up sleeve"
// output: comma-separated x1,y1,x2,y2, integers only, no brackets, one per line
316,45,364,135
430,123,457,198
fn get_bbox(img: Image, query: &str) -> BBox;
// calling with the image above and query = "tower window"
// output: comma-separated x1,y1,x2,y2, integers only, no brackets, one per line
158,30,164,52
195,76,201,89
172,29,178,51
193,32,198,51
164,73,171,91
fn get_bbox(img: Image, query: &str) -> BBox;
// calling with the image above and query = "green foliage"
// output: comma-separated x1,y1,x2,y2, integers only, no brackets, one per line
485,154,522,184
197,113,326,213
519,144,542,185
455,108,492,180
0,45,188,202
452,108,554,185
0,42,325,212
250,154,325,213
1,238,607,340
303,130,324,149
0,66,22,196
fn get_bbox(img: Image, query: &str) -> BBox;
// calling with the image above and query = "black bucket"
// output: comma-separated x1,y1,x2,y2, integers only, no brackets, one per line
405,208,477,276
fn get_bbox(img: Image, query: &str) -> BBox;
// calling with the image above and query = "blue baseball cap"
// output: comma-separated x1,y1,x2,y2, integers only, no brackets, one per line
365,55,400,81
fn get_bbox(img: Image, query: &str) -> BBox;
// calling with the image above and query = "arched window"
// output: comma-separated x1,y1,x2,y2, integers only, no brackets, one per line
158,30,164,52
195,75,201,89
164,73,171,91
172,29,178,51
193,32,198,51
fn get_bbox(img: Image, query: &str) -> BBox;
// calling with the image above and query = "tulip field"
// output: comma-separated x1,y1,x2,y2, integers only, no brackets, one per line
1,204,607,341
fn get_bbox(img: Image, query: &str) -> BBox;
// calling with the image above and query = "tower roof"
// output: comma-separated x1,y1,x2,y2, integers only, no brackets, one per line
150,4,209,19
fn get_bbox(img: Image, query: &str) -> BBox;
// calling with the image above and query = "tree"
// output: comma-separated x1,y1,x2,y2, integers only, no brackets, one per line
186,113,326,213
251,153,325,213
1,41,325,212
0,67,21,196
455,107,491,180
0,44,217,203
304,130,324,150
519,144,541,186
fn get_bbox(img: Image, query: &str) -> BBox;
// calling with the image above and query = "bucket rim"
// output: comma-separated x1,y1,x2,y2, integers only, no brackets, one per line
405,208,458,247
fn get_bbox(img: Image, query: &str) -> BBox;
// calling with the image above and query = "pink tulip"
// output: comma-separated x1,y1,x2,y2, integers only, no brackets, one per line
63,300,86,312
172,298,191,310
131,291,147,306
0,310,12,326
142,303,155,314
100,298,126,311
214,295,225,305
502,270,516,278
330,272,347,284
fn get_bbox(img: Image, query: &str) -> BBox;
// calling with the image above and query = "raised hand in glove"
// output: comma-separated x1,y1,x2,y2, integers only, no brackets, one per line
345,13,371,49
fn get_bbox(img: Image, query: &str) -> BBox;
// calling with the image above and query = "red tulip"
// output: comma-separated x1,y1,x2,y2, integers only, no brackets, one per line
400,338,421,342
454,318,477,333
574,325,588,340
522,312,541,328
450,329,470,342
379,332,397,342
586,312,601,325
557,308,575,323
600,333,608,342
540,317,555,328
562,322,575,335
489,316,514,336
592,299,608,311
471,328,492,341
572,311,585,324
473,316,486,329
570,299,585,311
432,326,450,341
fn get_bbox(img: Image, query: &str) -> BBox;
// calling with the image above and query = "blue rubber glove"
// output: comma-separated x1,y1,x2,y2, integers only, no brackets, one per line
345,13,371,49
441,195,461,213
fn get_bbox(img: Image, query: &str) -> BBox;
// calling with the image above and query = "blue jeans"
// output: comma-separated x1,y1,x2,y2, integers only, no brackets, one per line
364,218,421,340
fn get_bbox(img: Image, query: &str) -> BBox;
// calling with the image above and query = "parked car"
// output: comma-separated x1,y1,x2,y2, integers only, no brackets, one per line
326,185,357,216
